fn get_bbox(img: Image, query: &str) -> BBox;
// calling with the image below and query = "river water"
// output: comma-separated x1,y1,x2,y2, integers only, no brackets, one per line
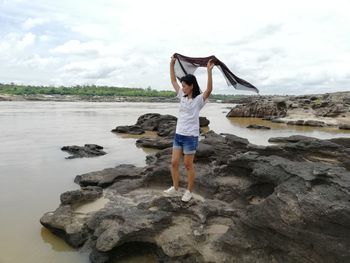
0,101,349,263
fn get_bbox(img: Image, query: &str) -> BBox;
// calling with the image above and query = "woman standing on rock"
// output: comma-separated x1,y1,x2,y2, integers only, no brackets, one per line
164,55,214,202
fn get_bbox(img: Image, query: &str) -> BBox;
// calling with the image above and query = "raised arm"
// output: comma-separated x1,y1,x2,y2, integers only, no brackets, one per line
170,56,181,93
203,59,215,101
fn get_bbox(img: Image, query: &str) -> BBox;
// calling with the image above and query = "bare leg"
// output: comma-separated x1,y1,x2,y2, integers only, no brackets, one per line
171,148,182,190
184,154,195,192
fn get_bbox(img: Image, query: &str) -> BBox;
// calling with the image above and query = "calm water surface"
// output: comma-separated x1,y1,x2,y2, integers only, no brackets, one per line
0,101,349,263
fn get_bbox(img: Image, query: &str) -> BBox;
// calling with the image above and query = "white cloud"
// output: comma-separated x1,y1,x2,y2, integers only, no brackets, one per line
50,40,104,56
16,32,36,49
22,17,47,30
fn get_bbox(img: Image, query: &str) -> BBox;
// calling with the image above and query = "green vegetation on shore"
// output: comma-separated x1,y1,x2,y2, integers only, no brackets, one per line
0,83,246,101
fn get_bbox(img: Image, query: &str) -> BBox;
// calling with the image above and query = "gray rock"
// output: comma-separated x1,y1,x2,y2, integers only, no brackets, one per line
246,124,271,129
136,137,173,149
225,91,350,130
74,164,144,188
40,205,89,248
111,125,145,135
199,116,210,127
304,120,325,127
60,186,103,205
268,135,318,143
287,120,304,125
271,118,285,123
339,124,350,130
226,99,287,118
42,129,350,263
61,144,106,159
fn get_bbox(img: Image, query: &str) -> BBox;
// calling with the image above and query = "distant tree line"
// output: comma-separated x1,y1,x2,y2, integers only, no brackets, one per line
0,83,245,101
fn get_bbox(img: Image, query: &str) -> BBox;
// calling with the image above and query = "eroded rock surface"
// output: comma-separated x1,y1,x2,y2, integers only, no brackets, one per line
226,91,350,129
42,130,350,262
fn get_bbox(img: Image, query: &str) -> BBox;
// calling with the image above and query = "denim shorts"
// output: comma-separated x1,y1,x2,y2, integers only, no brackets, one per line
173,133,199,154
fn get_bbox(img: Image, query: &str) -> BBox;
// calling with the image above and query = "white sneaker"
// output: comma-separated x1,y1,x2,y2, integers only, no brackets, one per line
181,190,193,202
163,186,179,196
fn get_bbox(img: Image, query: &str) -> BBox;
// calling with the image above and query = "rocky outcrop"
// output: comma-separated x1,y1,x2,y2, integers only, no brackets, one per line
112,113,211,150
226,91,350,129
226,98,287,118
42,130,350,263
61,144,106,159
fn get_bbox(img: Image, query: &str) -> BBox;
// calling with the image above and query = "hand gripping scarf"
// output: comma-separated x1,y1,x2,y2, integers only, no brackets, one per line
173,53,259,94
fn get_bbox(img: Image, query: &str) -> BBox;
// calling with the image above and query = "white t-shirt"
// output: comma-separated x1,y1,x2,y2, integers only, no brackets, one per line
175,88,208,136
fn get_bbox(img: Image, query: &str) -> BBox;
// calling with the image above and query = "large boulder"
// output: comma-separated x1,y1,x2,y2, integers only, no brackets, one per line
226,99,287,118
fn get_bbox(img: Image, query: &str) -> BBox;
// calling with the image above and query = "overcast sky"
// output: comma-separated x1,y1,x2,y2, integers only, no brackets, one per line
0,0,349,95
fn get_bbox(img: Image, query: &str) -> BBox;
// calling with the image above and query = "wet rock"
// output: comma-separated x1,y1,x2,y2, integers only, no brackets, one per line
339,124,350,130
111,125,145,135
246,124,271,129
287,120,305,125
271,118,285,123
304,120,325,127
40,205,89,248
268,135,317,143
61,144,106,159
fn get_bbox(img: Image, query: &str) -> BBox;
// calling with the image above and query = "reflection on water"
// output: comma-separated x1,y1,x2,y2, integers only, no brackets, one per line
0,101,349,263
40,228,77,252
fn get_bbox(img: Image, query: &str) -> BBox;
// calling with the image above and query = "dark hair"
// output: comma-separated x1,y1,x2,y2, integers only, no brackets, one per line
180,74,201,99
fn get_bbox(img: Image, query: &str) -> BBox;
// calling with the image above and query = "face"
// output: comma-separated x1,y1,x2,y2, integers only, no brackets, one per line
181,81,193,95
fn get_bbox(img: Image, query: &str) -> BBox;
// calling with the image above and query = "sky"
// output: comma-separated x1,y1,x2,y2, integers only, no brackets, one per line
0,0,349,95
